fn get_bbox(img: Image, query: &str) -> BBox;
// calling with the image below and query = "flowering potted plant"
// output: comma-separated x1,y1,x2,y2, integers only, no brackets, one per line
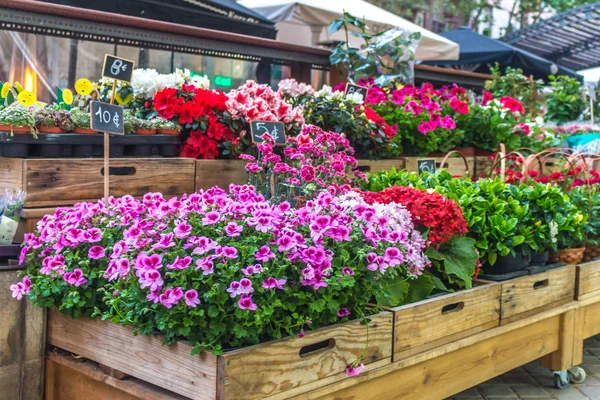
69,107,97,134
151,116,181,135
0,107,36,136
135,118,156,135
34,108,75,133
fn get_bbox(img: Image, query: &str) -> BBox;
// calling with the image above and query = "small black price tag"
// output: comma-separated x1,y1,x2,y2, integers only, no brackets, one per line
345,83,369,99
250,120,286,145
102,55,135,82
90,101,125,135
417,159,436,175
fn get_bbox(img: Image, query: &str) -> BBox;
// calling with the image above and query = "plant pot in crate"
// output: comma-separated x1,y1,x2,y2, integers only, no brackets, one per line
487,252,530,274
583,243,600,262
157,128,180,136
38,126,65,134
1,143,29,158
557,247,585,265
136,128,156,135
530,251,549,266
4,126,31,134
72,127,98,135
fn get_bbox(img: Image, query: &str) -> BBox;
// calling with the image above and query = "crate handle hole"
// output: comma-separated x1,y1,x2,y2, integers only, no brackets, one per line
299,339,335,357
441,302,464,314
101,167,136,176
356,166,370,172
533,279,549,290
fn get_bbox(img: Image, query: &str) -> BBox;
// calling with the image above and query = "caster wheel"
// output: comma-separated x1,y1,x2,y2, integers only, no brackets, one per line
554,371,570,389
569,367,586,384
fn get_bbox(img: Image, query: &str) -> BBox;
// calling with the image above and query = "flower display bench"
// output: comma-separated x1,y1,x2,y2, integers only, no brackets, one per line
571,259,600,368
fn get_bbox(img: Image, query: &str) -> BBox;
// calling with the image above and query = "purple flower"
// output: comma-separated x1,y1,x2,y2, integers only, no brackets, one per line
18,246,29,265
299,332,305,338
262,277,287,289
159,287,183,309
239,278,254,295
166,256,192,270
139,269,163,291
10,276,31,300
184,289,201,307
384,247,404,267
276,235,295,252
366,252,378,271
346,363,364,377
227,281,242,298
63,269,88,287
173,221,193,239
195,256,215,275
218,246,238,259
238,294,258,310
202,212,221,225
342,267,354,276
337,307,350,317
242,264,263,275
88,245,105,260
255,245,275,262
225,222,243,237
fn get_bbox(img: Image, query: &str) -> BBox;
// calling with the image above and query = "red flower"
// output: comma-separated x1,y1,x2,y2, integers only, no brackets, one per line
499,96,525,114
361,187,468,247
449,97,469,114
481,91,493,106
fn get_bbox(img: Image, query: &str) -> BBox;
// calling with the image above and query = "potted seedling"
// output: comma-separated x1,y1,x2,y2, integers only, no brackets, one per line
123,110,138,135
0,107,36,136
151,117,181,135
35,108,75,133
70,108,97,134
135,118,156,135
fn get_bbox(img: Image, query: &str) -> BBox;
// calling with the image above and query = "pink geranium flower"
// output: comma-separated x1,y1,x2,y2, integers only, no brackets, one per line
88,246,105,260
159,287,183,309
184,289,201,307
63,269,88,287
346,363,364,377
255,245,275,262
173,221,193,239
225,222,243,237
237,294,258,310
262,277,286,289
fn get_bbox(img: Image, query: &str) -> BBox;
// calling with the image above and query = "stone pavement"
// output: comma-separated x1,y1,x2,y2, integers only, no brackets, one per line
447,335,600,400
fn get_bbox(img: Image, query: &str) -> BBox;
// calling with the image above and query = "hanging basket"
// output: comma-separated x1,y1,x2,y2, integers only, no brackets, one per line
556,247,585,265
583,243,600,262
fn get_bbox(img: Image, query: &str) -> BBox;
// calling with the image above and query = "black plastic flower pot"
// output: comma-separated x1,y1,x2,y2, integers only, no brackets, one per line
529,251,549,266
161,144,179,157
39,144,63,158
73,144,95,158
1,143,29,158
488,251,530,274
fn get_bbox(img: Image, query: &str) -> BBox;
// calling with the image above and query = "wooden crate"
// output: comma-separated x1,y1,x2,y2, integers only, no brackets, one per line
355,159,405,174
404,156,474,177
390,282,501,362
0,158,196,208
500,265,576,324
195,160,248,190
0,264,45,400
47,308,393,400
576,259,600,301
13,207,54,243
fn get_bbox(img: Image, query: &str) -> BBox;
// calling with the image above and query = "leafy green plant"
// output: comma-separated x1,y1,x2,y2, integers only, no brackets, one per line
0,107,36,135
69,108,91,129
34,108,75,132
485,64,544,117
150,117,181,130
545,75,584,124
136,118,155,130
123,110,138,134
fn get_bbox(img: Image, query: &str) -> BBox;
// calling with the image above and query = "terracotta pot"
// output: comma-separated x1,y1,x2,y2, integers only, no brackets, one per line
557,247,585,265
136,128,156,135
0,124,11,131
11,126,32,134
72,127,98,135
583,243,600,262
157,128,181,136
38,126,65,134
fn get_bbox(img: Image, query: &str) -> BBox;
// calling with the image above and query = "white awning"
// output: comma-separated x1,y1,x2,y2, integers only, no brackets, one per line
238,0,459,61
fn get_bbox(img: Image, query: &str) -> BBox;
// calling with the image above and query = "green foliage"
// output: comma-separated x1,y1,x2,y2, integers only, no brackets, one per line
452,101,518,151
545,75,585,124
69,107,91,129
426,236,478,289
0,107,35,131
485,64,544,116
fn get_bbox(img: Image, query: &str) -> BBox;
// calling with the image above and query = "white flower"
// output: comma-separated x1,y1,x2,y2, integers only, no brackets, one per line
549,220,558,243
189,74,210,90
346,92,364,104
130,68,160,99
316,85,333,98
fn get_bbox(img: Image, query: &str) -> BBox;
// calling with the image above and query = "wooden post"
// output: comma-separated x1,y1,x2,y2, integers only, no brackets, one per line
104,79,117,205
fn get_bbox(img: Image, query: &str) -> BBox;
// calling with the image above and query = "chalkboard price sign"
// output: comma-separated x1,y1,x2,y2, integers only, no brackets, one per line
250,120,286,145
102,55,135,82
417,159,436,175
345,83,369,99
90,101,124,135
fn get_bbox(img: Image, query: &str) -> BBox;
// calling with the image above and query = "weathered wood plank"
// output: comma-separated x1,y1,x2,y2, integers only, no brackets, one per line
541,309,576,371
222,312,393,400
392,282,501,361
0,157,24,190
576,259,600,300
195,160,248,190
582,300,600,339
47,308,218,400
2,158,196,208
287,316,561,400
500,265,576,322
46,352,188,400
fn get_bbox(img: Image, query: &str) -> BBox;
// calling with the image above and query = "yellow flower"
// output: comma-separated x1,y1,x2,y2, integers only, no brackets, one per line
535,221,542,226
575,214,584,223
75,78,93,96
115,91,133,105
396,83,404,90
14,82,23,93
62,89,73,105
1,82,11,98
17,90,36,107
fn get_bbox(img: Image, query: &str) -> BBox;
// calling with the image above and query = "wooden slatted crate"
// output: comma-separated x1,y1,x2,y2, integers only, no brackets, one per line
404,156,474,177
390,282,501,362
576,259,600,301
355,159,405,174
47,308,393,400
500,265,576,324
195,160,248,190
0,158,196,208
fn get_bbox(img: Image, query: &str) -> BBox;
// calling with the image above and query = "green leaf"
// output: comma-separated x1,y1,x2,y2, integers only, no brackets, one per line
488,251,498,266
405,274,435,303
328,19,344,35
426,236,478,289
375,276,409,307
